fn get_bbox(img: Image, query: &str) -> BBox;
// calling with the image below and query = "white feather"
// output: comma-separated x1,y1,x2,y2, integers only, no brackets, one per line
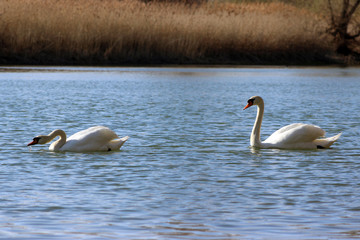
31,126,129,152
244,96,341,149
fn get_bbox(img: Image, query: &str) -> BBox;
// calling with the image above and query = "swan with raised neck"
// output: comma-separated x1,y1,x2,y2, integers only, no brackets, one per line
243,96,341,149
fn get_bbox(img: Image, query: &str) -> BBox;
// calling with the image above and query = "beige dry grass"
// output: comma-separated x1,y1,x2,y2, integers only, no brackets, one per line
0,0,334,65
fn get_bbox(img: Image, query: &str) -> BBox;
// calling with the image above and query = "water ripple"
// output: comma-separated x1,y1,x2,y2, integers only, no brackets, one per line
0,67,359,239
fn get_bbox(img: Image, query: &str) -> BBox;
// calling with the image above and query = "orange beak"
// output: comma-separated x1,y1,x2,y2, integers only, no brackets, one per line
27,138,39,146
243,102,253,110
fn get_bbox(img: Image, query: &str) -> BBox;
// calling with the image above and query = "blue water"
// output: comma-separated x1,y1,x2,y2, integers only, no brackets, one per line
0,66,359,239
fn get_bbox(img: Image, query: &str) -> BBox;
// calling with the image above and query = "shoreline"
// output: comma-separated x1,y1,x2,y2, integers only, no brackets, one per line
0,51,349,67
1,62,355,70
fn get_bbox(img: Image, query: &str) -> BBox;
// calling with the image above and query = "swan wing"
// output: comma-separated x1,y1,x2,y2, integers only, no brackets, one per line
264,123,325,145
62,126,120,152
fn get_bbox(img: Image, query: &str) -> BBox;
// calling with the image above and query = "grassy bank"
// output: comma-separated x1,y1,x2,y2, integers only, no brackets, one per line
0,0,336,65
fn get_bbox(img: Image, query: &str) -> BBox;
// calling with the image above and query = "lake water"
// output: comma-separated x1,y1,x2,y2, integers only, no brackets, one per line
0,66,359,239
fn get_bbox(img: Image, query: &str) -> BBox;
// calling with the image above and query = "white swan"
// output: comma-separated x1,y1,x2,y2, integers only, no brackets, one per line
28,126,129,152
243,96,341,149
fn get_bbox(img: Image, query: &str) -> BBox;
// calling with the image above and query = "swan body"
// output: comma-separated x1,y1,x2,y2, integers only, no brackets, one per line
28,126,129,152
243,96,341,149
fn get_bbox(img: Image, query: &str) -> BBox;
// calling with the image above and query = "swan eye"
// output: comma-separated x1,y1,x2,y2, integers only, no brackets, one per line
248,99,255,104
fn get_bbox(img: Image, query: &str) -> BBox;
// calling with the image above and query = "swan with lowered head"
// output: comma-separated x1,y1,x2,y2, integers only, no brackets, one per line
28,126,129,152
243,96,341,149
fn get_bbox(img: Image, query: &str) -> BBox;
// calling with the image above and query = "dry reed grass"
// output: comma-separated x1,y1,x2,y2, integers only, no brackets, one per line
0,0,334,65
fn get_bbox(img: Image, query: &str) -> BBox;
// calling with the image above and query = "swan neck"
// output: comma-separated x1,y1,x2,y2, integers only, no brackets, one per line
48,129,66,151
251,103,264,147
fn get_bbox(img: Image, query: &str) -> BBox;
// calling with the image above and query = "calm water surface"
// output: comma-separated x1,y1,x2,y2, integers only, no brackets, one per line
0,66,359,239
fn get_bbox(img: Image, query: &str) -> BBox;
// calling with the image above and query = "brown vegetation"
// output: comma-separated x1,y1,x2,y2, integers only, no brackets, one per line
0,0,335,65
327,0,360,55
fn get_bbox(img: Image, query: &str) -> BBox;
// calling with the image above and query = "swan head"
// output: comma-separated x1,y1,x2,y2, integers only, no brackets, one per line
27,135,51,146
243,96,264,110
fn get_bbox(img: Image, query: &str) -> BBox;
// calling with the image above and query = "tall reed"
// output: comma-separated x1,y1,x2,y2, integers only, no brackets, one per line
0,0,334,65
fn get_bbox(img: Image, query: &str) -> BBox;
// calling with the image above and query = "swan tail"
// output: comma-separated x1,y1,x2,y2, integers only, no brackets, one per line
119,136,130,143
314,132,342,149
117,136,130,148
108,136,129,151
